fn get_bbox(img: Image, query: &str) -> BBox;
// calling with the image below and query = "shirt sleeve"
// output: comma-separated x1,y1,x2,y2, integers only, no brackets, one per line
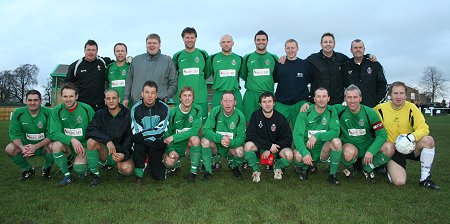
293,112,310,157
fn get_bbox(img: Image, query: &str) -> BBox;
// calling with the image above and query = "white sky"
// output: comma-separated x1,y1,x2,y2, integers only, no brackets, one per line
1,0,449,99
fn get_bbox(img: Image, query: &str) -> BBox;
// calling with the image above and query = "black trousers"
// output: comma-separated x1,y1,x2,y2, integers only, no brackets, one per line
132,140,166,180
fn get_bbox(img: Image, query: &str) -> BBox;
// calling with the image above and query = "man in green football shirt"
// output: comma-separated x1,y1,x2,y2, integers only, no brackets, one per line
5,90,53,180
205,34,243,112
293,87,342,185
241,30,278,122
49,83,95,186
173,27,209,120
201,91,246,180
163,86,202,181
334,85,393,181
106,43,130,103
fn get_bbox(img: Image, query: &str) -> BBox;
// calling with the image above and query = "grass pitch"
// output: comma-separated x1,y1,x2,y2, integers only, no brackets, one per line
0,116,449,223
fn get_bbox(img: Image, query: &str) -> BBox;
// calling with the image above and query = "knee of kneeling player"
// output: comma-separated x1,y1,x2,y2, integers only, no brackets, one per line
189,136,200,146
331,138,342,149
119,163,134,176
86,138,98,150
200,138,211,148
420,136,435,148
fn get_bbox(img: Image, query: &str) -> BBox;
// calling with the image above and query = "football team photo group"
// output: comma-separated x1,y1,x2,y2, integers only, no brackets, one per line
6,27,441,191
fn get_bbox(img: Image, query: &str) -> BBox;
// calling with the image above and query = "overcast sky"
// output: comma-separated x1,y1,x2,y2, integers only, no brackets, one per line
1,0,449,99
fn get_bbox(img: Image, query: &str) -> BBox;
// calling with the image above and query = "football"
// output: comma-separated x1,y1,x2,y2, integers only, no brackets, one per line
395,134,416,154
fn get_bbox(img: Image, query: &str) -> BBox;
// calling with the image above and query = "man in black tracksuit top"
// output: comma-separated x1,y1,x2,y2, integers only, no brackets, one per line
130,81,169,184
244,92,293,181
85,89,134,185
343,39,387,108
307,33,349,105
66,39,113,111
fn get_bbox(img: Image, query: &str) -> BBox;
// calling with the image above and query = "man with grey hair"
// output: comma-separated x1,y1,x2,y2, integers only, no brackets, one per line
343,39,387,108
333,84,392,181
123,34,177,108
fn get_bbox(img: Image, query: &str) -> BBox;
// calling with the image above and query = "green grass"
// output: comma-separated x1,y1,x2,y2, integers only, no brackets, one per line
1,116,449,223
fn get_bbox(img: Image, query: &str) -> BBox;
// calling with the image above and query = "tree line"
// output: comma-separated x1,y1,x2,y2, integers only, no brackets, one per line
0,64,51,105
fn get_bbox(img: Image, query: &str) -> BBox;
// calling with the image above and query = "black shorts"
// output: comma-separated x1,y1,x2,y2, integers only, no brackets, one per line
391,150,420,169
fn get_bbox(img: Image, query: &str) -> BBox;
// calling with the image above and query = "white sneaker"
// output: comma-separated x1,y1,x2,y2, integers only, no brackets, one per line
252,171,261,183
274,169,283,180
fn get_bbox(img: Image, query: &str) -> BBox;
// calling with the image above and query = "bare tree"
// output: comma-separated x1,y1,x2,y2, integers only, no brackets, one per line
0,70,19,103
12,64,39,103
41,77,52,106
420,66,448,103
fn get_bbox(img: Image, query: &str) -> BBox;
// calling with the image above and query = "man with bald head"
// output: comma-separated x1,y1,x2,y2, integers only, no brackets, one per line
206,35,244,113
205,35,245,169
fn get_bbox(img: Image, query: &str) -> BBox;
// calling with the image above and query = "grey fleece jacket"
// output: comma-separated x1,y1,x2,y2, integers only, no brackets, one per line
124,50,177,102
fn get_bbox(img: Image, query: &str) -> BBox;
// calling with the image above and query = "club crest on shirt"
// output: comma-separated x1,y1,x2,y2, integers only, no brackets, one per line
97,65,101,71
265,59,270,65
188,115,193,123
195,57,199,63
77,115,82,124
258,121,263,128
122,69,127,76
37,121,43,129
271,124,276,132
322,117,327,125
231,59,236,65
367,67,372,74
359,118,365,126
230,122,235,129
348,70,352,75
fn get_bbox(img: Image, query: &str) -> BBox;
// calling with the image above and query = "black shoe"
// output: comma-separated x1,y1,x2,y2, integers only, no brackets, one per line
203,172,211,181
78,173,87,182
362,170,376,182
241,161,248,170
200,164,206,173
343,166,355,178
89,175,100,187
102,164,115,171
212,163,221,172
265,165,274,173
20,168,35,180
374,166,387,176
309,164,318,173
135,177,143,185
327,174,340,185
299,167,308,180
189,173,197,182
232,167,242,178
42,167,51,180
420,176,440,190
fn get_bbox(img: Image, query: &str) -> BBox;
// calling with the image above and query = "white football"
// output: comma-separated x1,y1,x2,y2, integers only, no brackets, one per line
395,134,416,154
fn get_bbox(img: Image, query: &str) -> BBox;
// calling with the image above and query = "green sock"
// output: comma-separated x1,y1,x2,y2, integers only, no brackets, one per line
244,151,260,172
11,154,32,171
53,152,69,175
232,156,244,168
135,168,144,178
201,147,212,173
43,153,54,169
275,158,291,170
341,157,357,168
73,164,88,175
329,150,342,175
86,150,100,175
190,146,201,173
373,153,391,168
106,154,116,166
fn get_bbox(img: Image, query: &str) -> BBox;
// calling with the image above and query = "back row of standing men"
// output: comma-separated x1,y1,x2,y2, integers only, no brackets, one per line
6,28,439,189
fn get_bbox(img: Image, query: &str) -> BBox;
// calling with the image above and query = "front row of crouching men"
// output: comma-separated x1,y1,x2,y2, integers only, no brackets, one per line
6,81,440,189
